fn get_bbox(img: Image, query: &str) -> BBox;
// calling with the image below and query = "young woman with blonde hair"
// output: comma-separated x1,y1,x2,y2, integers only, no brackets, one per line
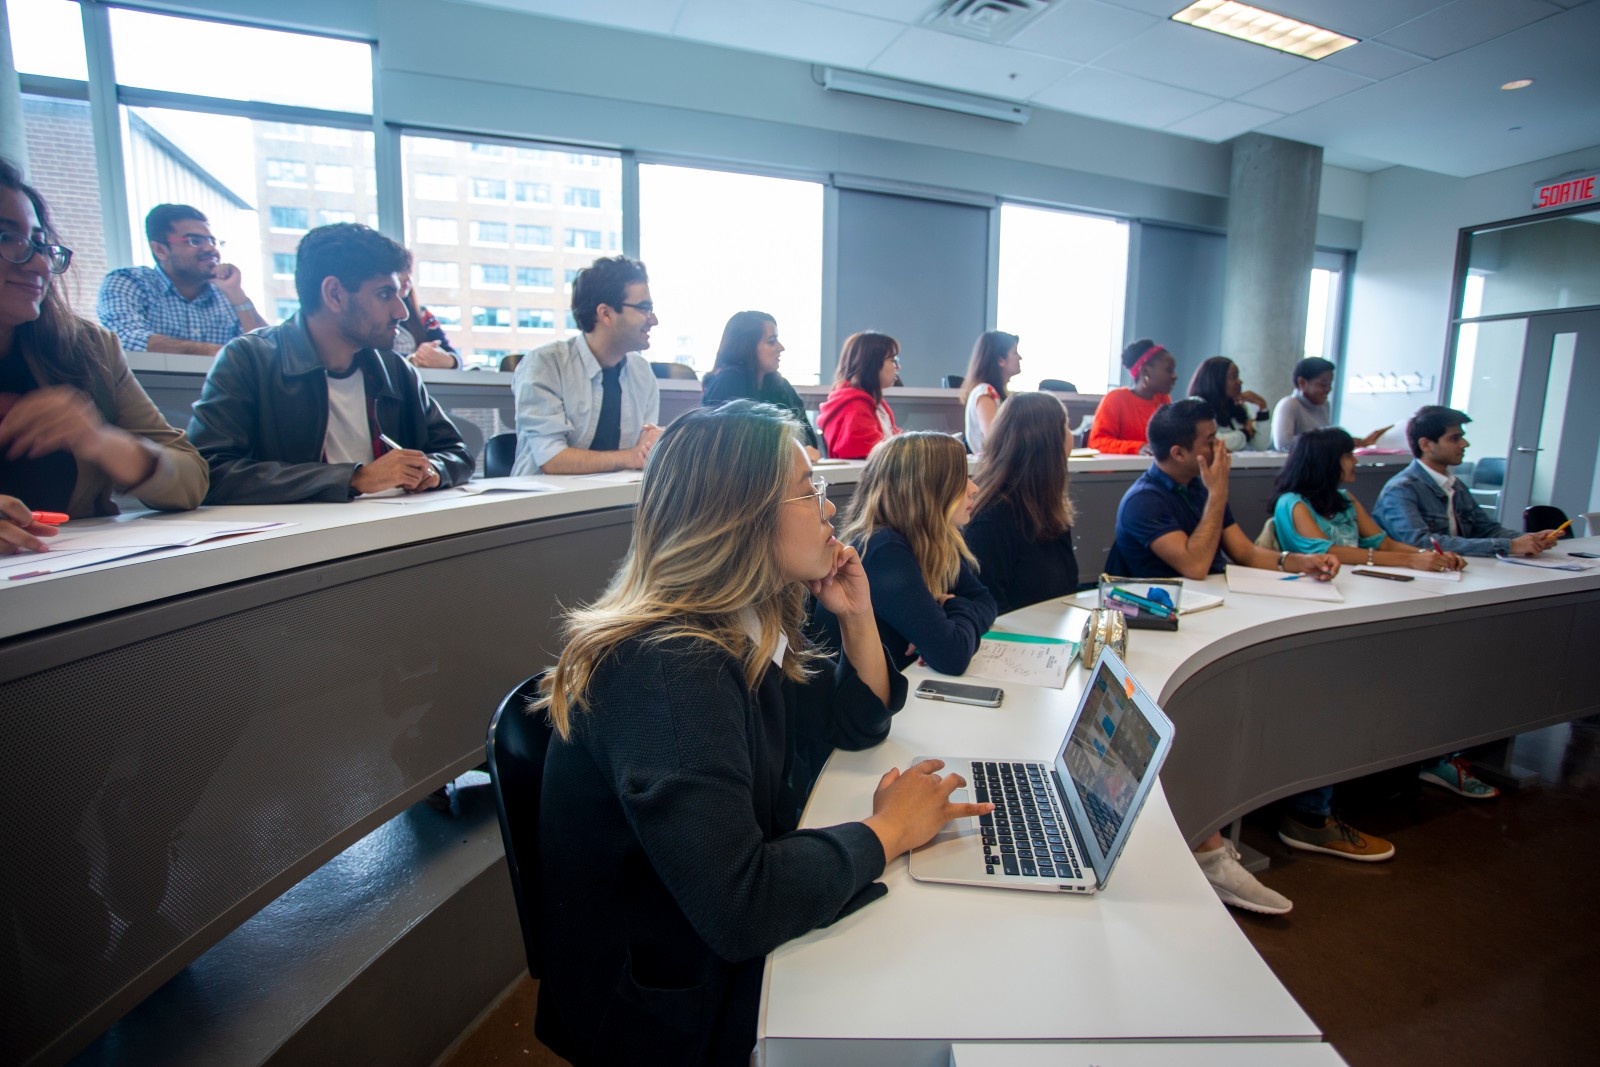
965,392,1079,615
533,400,989,1067
816,430,997,676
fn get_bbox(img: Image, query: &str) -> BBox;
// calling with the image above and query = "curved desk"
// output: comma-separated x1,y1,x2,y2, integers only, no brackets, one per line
760,543,1600,1064
4,458,1590,1065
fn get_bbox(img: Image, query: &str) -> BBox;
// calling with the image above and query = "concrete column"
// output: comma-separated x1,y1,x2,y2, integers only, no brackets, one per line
0,0,29,172
1219,133,1322,405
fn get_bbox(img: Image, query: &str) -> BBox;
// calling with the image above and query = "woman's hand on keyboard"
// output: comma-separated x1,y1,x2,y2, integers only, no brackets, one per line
864,758,995,862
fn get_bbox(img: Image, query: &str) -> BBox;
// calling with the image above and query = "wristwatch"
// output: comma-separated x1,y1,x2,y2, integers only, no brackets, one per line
1276,550,1289,571
230,299,254,312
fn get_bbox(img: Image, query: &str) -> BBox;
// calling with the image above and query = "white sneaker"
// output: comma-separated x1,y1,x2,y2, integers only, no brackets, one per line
1195,842,1293,915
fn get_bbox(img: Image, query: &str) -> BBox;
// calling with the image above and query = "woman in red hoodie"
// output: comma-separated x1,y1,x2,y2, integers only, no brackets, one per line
817,331,901,459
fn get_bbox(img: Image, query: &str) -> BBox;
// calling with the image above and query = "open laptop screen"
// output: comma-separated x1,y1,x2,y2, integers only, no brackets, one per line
1061,662,1163,856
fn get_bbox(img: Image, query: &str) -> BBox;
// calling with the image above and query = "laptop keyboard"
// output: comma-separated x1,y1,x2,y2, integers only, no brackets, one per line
971,761,1083,881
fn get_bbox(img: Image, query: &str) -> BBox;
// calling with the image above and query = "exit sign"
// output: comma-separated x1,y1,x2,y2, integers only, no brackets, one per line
1532,171,1598,210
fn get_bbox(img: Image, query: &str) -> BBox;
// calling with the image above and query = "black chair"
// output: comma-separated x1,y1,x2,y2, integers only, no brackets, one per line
498,353,524,374
940,374,963,389
485,674,551,978
1525,505,1572,537
651,361,699,381
484,432,517,478
1471,457,1506,488
1040,378,1077,393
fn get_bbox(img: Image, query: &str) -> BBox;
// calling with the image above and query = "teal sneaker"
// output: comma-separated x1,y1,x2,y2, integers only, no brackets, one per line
1419,757,1500,800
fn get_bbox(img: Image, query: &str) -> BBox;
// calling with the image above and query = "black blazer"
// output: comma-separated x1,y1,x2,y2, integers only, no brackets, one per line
535,631,905,1066
189,313,473,504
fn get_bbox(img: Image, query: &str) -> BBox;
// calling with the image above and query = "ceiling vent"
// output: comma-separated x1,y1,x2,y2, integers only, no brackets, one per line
921,0,1057,43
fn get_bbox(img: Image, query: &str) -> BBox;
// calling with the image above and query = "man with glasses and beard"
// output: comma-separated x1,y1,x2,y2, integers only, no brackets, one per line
511,255,662,475
98,204,267,355
188,223,471,504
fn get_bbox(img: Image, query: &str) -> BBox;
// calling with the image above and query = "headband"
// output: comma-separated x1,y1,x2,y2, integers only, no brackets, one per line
1129,344,1167,380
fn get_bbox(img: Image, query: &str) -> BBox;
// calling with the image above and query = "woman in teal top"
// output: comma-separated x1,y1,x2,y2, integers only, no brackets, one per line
1272,428,1465,572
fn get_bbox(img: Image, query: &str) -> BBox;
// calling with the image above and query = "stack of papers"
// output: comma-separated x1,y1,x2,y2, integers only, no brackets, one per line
1496,553,1595,572
1225,565,1344,602
964,631,1078,689
1,518,291,581
1352,563,1462,582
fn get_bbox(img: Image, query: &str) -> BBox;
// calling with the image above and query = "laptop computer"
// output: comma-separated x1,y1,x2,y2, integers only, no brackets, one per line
908,648,1175,894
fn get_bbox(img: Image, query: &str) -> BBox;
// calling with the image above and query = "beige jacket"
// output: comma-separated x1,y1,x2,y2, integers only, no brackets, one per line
17,321,208,517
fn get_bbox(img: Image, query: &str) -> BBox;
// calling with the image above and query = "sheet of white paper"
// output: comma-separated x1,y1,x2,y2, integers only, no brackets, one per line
358,479,564,504
3,547,162,581
963,632,1078,689
44,519,290,551
1225,565,1345,602
1177,589,1226,613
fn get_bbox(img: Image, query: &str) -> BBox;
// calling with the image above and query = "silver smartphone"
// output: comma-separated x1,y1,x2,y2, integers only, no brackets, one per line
915,680,1004,707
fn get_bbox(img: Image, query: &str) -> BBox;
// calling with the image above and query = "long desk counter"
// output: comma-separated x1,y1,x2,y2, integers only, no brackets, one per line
125,354,1103,461
761,542,1600,1065
4,472,1586,1065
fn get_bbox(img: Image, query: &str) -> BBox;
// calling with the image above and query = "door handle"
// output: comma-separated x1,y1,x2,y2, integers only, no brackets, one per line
1514,446,1543,453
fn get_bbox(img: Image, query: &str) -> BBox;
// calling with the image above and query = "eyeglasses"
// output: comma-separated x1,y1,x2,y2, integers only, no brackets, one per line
617,300,655,315
781,476,828,520
0,230,73,274
891,355,902,367
162,234,224,249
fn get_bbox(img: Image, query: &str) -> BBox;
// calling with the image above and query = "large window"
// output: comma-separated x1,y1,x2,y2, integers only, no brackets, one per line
401,132,622,366
123,107,375,330
997,203,1128,393
639,164,825,382
107,7,372,113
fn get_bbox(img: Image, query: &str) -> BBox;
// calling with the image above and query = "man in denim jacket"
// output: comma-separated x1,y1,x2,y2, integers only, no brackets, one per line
1373,405,1556,557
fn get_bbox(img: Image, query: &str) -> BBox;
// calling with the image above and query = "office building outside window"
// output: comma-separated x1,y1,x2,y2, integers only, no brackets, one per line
401,133,621,366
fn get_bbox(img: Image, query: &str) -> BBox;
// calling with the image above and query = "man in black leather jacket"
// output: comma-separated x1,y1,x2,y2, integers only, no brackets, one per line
189,224,473,504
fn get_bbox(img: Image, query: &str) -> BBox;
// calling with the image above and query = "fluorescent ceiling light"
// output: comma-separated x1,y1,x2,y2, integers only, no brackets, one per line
1171,1,1358,61
1501,79,1534,90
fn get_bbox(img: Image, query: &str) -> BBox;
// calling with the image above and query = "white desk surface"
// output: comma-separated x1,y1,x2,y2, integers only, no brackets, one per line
949,1042,1348,1066
760,665,1320,1055
759,538,1600,1061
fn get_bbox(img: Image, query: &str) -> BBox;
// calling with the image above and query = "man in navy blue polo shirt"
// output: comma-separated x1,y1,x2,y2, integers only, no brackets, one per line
1109,397,1339,581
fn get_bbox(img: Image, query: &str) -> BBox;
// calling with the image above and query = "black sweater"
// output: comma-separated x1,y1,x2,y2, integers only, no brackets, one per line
536,631,907,1067
814,528,998,676
963,496,1081,616
701,366,821,450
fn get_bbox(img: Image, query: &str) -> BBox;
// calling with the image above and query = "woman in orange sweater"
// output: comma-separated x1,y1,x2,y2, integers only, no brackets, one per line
1087,339,1178,455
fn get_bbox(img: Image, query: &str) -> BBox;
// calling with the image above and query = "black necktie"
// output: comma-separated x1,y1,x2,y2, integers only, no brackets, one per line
591,361,624,453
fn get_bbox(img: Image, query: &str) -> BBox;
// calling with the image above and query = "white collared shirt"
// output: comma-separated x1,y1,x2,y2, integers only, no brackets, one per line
510,332,661,475
739,608,789,671
1421,463,1459,536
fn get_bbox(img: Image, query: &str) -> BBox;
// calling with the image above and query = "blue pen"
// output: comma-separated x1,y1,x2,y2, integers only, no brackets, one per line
1280,574,1302,581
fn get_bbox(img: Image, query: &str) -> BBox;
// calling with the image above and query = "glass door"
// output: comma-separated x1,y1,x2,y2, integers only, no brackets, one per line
1505,311,1600,522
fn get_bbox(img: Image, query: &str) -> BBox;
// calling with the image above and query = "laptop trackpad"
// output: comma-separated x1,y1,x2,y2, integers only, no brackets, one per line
932,788,979,845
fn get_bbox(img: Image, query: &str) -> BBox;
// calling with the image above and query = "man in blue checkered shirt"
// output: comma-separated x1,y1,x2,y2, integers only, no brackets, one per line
97,204,268,356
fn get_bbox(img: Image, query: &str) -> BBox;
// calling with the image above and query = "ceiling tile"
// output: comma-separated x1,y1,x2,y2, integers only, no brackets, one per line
1031,66,1220,126
1237,62,1373,111
1098,0,1187,16
1009,0,1158,64
1256,0,1600,177
674,0,907,69
1259,1,1450,39
1375,0,1562,59
1319,40,1430,79
1095,19,1304,97
798,0,933,22
1163,99,1282,141
457,0,686,35
868,26,1081,99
